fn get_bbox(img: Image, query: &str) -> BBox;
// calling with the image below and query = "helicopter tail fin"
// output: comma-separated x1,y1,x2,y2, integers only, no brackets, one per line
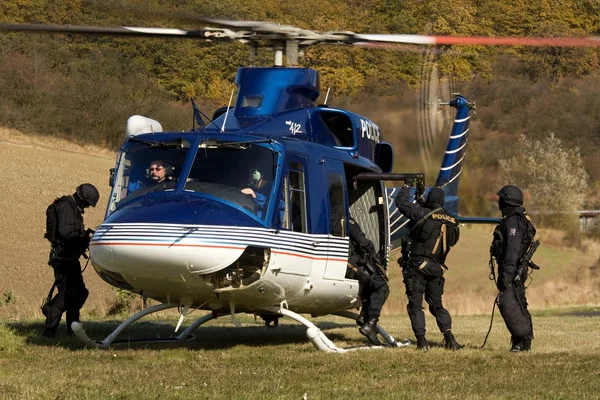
433,94,473,216
386,95,473,252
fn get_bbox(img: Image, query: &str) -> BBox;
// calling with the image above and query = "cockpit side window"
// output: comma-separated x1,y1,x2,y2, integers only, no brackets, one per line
280,162,307,233
320,113,354,147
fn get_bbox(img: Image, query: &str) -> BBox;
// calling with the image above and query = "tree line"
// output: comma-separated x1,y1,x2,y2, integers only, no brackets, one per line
0,0,599,224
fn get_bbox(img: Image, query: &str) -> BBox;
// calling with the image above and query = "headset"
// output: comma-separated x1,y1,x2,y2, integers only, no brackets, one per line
145,162,174,179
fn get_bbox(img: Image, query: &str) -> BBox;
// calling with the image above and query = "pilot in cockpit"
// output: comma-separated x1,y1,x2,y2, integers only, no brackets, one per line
241,168,272,218
128,159,173,194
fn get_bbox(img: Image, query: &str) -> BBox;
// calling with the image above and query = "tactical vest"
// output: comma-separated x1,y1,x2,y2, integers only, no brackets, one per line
407,208,460,263
490,208,536,261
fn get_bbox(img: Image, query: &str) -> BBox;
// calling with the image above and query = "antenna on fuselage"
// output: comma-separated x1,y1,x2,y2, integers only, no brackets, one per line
221,88,236,132
324,87,331,105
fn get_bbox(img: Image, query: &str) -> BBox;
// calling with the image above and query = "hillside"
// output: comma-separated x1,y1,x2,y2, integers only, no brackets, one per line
0,127,598,320
0,128,115,319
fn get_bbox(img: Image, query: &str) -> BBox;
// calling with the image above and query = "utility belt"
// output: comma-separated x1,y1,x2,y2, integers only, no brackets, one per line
402,254,447,273
401,252,445,267
48,245,87,266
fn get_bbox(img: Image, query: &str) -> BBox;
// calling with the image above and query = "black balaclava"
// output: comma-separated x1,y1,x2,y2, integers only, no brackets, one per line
425,187,445,208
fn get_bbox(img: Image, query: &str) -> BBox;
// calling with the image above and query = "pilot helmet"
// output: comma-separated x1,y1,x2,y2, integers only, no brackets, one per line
252,169,262,183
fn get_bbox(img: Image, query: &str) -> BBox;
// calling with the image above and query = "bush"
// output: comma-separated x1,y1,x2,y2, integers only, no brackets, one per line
499,133,588,230
588,218,600,240
106,289,139,316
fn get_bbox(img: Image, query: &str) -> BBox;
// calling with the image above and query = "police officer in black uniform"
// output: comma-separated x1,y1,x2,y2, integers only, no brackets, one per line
43,183,99,337
395,179,461,351
346,216,390,345
491,185,536,352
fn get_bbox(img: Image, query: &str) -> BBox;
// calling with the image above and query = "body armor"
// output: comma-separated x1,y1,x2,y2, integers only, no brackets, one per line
406,208,460,264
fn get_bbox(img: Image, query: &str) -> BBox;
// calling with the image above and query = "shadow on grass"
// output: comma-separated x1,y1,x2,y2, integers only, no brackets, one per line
5,319,363,351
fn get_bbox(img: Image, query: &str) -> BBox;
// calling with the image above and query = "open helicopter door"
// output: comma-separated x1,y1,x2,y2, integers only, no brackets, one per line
323,160,349,280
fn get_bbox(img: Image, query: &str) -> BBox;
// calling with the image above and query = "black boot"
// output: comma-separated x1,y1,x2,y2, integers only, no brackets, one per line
443,331,463,350
511,337,523,352
42,328,56,338
416,335,428,352
356,308,367,327
522,337,532,352
359,318,382,346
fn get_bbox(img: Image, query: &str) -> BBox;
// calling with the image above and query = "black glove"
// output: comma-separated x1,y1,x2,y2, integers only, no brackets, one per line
497,275,513,292
404,177,414,186
415,178,425,192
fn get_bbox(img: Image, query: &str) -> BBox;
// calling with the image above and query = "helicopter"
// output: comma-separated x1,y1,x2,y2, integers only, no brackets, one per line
2,19,598,352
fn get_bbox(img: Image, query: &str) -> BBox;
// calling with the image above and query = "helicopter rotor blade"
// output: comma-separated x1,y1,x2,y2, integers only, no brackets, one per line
351,33,600,48
3,21,600,49
0,23,245,41
417,50,452,176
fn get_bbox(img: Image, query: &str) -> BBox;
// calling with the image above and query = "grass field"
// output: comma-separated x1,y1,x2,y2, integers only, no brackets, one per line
1,311,600,399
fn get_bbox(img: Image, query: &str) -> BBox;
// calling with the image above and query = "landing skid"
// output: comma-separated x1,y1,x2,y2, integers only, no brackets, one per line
261,307,411,352
71,303,410,352
71,303,218,348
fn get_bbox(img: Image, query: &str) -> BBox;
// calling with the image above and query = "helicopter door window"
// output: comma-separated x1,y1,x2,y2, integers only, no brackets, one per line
328,173,346,237
278,176,291,229
287,162,307,233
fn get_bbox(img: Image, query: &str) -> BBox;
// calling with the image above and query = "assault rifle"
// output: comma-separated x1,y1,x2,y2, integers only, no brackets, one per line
364,252,389,281
513,239,541,282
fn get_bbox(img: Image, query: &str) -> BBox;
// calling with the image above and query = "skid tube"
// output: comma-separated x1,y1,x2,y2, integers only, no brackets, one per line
261,307,410,352
71,303,220,348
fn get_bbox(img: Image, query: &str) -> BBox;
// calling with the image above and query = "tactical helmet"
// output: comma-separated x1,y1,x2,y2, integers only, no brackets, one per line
425,187,445,208
497,185,523,207
75,183,100,207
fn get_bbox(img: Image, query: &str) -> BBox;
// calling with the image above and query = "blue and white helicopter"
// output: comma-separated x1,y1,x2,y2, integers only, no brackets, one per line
2,19,597,352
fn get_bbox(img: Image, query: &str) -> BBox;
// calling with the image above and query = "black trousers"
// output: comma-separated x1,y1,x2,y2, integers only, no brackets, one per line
44,260,89,334
347,260,389,320
499,281,533,344
402,258,452,337
360,271,389,320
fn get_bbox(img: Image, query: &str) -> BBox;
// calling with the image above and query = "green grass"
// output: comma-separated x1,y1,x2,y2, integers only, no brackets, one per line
1,312,600,399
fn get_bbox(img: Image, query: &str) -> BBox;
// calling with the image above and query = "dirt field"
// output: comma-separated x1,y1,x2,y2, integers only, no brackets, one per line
0,128,115,318
1,127,599,321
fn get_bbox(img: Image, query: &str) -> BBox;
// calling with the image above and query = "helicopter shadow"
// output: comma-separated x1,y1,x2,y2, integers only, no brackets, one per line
5,320,364,351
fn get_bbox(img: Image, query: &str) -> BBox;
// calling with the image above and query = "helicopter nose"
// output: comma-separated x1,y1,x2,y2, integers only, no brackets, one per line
90,195,262,276
90,225,248,276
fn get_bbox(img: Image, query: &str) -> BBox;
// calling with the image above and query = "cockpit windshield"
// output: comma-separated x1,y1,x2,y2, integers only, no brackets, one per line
184,141,277,220
107,138,278,221
108,138,190,212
